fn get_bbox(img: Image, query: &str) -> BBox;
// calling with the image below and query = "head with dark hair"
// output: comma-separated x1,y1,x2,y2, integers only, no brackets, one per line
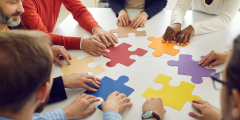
221,35,240,120
0,30,53,114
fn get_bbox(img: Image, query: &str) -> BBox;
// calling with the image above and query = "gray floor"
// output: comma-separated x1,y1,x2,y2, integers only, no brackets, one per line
55,0,178,28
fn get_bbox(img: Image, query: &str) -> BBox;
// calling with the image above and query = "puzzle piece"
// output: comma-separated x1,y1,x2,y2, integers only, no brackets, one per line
167,54,220,84
109,25,146,38
147,35,189,57
142,74,201,111
60,56,106,76
105,42,148,67
84,75,134,110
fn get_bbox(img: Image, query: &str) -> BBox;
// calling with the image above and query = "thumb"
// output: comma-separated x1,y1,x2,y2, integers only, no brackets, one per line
85,107,97,116
54,57,63,67
188,112,204,119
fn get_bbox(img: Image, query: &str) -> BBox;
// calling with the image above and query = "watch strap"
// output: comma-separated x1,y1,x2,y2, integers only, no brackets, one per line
152,112,160,120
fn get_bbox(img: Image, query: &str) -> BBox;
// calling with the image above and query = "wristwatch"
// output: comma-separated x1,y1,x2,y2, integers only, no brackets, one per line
142,110,160,120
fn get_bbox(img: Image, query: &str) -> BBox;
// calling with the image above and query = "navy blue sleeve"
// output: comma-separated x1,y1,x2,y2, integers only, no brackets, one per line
143,0,168,19
108,0,126,17
47,77,67,104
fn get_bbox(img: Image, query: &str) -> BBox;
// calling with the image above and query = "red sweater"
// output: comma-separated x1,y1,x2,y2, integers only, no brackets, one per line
21,0,100,49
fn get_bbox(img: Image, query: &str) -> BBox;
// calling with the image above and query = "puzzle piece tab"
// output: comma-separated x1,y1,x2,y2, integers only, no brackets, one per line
167,54,220,84
84,75,134,110
147,36,189,57
60,56,106,76
142,74,201,111
105,42,148,67
109,25,146,38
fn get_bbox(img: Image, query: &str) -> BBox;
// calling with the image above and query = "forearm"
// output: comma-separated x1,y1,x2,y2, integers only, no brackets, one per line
108,0,125,17
171,0,192,25
48,77,67,104
103,111,122,120
50,33,81,49
143,0,167,19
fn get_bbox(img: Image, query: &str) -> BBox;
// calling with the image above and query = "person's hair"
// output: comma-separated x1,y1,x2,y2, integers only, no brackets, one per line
226,35,240,93
0,30,53,113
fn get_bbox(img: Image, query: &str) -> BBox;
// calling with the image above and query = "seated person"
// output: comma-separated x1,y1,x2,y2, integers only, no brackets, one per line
188,35,240,120
20,0,118,57
106,0,167,28
163,0,240,45
0,0,101,104
0,30,131,120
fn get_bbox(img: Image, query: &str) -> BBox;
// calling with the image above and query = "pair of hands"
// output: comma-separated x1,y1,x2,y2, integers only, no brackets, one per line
82,28,118,56
117,10,148,28
63,92,166,120
163,23,194,46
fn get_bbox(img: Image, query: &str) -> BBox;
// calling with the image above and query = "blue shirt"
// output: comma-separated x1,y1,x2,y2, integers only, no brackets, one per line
0,109,153,120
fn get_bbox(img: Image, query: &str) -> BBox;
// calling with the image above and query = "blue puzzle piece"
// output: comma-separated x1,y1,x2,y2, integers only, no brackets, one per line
84,75,134,110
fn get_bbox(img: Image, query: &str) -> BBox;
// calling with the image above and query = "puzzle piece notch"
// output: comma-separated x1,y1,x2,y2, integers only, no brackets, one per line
147,36,189,57
60,56,106,76
167,54,219,84
105,42,148,67
142,74,201,111
109,25,146,38
84,75,134,111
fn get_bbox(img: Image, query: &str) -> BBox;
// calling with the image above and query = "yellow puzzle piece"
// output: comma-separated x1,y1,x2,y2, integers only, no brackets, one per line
147,35,189,57
142,74,201,111
60,56,106,76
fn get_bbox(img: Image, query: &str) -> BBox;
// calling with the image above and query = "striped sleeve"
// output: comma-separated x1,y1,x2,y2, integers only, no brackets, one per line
103,111,122,120
32,108,67,120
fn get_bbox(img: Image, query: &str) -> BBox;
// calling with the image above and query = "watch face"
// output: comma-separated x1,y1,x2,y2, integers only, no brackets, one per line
142,110,152,118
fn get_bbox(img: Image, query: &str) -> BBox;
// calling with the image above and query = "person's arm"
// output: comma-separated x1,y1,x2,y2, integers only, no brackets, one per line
103,111,122,120
20,0,81,49
191,0,240,35
171,0,192,25
143,0,167,19
48,77,67,104
108,0,126,17
62,0,100,33
33,108,67,120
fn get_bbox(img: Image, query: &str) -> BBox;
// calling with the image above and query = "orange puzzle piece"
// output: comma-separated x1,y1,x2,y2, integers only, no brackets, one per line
147,35,189,57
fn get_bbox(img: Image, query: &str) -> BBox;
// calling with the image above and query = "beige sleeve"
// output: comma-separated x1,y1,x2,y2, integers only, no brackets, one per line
171,0,193,25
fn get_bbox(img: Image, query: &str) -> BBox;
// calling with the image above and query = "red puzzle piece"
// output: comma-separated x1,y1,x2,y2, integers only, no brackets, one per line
105,42,148,67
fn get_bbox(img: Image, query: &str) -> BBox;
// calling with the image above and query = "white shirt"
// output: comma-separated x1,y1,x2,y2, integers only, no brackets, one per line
171,0,240,35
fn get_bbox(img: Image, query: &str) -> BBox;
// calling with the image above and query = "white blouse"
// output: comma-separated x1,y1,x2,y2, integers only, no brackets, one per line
171,0,240,35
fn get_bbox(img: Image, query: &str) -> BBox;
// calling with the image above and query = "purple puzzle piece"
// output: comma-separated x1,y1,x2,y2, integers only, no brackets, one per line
167,54,220,84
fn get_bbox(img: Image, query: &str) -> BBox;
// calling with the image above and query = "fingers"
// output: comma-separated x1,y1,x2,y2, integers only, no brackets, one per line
93,40,107,50
140,20,145,27
118,93,126,99
180,34,188,46
84,107,97,116
130,17,137,27
112,91,120,96
82,84,97,92
105,34,115,46
110,33,118,43
124,15,129,26
201,53,215,67
192,103,202,110
120,17,123,27
192,100,206,104
123,102,133,109
80,93,87,98
122,16,127,27
134,19,143,28
85,79,100,89
61,50,71,65
131,18,140,28
188,112,204,119
54,57,63,67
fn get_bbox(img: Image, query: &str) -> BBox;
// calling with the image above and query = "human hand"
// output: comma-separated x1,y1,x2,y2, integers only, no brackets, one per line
102,91,133,113
189,100,222,120
92,27,118,47
142,97,166,119
62,73,101,92
117,10,130,27
63,93,100,119
130,12,148,28
51,45,72,67
174,25,194,46
81,36,108,56
163,23,181,43
199,50,229,68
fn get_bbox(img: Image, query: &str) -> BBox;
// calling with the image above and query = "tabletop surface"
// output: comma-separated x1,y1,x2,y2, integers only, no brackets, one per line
42,8,240,120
